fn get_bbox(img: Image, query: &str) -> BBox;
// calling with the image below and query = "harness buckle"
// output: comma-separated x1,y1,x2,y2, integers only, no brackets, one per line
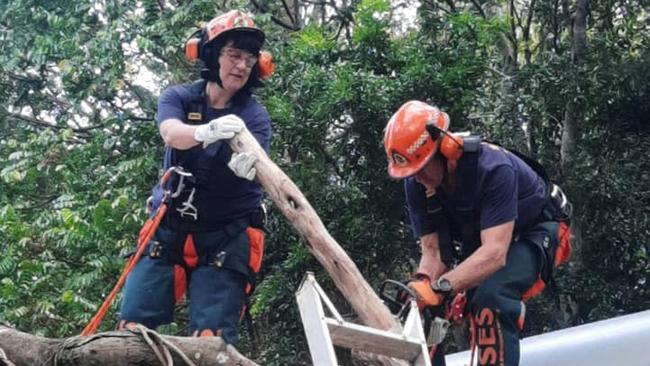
145,196,154,215
212,251,227,268
149,241,162,259
549,184,573,220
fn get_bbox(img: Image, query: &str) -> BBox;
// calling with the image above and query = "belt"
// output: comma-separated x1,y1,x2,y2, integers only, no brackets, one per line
162,206,265,233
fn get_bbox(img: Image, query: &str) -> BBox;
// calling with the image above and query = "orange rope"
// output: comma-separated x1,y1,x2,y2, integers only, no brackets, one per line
80,204,168,336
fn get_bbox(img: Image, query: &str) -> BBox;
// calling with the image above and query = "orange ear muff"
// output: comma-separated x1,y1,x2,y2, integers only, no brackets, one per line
439,133,463,161
258,50,275,79
185,37,201,62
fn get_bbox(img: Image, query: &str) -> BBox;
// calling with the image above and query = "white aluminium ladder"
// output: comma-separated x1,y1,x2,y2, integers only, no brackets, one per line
295,272,431,366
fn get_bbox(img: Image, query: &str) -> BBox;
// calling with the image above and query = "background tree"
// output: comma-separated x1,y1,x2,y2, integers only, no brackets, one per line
1,0,649,365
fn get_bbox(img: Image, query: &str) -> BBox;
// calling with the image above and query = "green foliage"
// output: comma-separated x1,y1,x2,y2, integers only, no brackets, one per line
0,118,160,334
353,0,390,43
1,0,649,365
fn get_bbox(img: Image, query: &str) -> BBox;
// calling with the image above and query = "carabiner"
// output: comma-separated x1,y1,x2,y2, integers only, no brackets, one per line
159,166,194,199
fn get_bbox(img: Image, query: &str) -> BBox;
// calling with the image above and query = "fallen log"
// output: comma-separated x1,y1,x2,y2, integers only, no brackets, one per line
230,129,408,365
0,324,258,366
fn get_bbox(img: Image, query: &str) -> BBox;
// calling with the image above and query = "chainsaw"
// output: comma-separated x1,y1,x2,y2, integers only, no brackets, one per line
379,279,468,360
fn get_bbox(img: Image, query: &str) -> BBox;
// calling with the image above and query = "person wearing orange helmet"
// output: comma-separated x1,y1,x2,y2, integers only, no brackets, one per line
384,101,572,365
118,10,275,345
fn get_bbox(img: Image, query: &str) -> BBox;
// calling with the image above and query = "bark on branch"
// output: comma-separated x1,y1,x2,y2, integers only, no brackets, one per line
230,129,408,366
0,325,258,366
230,128,398,331
561,0,588,169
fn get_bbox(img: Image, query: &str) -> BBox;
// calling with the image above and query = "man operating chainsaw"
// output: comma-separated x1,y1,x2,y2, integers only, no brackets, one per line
383,100,572,366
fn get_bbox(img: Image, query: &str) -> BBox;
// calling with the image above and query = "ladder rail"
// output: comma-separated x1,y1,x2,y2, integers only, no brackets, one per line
296,272,431,366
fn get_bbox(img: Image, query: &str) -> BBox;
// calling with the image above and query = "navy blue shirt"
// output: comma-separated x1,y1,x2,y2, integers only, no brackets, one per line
405,143,547,239
151,83,271,225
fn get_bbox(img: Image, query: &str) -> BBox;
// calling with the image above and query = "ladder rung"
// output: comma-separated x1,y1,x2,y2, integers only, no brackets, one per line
326,318,424,361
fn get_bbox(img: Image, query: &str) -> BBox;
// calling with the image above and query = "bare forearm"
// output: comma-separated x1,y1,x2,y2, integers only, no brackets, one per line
443,245,506,292
418,253,446,280
443,222,513,293
417,233,448,280
159,119,200,150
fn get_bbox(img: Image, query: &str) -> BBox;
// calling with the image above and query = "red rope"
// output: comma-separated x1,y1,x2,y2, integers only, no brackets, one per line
80,204,168,336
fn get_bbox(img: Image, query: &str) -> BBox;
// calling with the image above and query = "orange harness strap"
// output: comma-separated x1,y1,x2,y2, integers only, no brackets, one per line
80,203,168,336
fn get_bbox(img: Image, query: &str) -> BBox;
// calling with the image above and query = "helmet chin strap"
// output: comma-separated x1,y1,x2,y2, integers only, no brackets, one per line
201,67,221,85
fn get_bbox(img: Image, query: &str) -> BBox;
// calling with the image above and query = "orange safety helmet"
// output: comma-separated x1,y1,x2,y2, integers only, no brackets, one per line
204,10,264,46
384,100,458,179
185,10,275,80
186,10,264,62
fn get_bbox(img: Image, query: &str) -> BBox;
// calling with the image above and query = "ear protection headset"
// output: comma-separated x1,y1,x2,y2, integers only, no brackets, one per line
425,119,465,162
184,28,212,65
184,30,202,63
184,28,275,79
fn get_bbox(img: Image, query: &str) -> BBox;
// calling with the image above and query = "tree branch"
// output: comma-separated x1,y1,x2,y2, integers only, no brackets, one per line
42,89,74,110
552,0,561,53
523,0,537,64
122,79,151,106
249,0,302,30
508,0,519,65
1,110,100,133
470,0,486,18
229,128,404,337
511,0,522,26
443,0,457,13
0,324,259,366
3,71,42,84
280,0,296,25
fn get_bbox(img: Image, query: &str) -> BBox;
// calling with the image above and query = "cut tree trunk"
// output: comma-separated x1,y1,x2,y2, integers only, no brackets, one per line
0,324,258,366
229,130,408,365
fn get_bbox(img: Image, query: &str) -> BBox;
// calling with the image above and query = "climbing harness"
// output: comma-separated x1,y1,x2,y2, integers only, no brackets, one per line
80,166,192,336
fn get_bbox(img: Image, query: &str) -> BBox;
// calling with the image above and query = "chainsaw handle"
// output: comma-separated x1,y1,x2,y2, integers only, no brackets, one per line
379,279,416,315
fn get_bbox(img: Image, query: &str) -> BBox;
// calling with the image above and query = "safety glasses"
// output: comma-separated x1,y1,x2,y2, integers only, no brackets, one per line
221,47,258,68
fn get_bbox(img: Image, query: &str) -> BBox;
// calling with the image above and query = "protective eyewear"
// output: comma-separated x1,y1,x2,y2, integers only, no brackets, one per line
221,47,258,68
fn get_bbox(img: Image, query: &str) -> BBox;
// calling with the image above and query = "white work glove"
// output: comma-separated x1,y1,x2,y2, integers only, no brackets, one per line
194,114,245,147
228,151,258,181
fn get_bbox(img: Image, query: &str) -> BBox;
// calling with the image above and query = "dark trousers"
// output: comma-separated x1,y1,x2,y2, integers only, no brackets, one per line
119,225,250,345
434,238,542,366
469,239,540,366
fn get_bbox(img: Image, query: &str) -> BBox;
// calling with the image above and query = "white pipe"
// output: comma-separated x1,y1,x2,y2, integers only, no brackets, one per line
446,310,650,366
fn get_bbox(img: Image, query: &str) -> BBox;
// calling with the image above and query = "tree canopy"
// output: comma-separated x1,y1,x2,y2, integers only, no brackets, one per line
1,0,649,364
